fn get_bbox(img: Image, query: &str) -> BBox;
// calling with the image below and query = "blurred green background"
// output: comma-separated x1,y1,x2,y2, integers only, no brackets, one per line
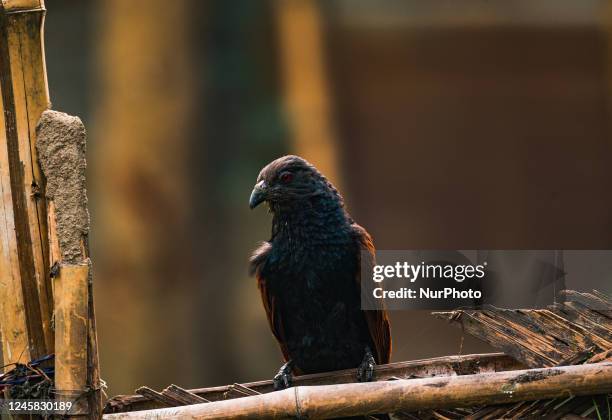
44,0,612,396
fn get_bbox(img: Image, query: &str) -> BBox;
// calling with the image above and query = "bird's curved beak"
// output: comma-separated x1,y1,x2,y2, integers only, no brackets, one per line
249,180,267,209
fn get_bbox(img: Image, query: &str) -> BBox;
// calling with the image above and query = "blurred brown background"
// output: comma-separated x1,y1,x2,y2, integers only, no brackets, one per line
43,0,612,396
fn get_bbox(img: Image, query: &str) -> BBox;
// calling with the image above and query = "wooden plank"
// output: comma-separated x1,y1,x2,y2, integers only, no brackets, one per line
104,353,522,413
102,362,612,420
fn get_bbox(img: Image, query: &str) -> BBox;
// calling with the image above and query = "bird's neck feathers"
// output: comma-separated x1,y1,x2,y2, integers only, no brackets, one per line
271,187,353,244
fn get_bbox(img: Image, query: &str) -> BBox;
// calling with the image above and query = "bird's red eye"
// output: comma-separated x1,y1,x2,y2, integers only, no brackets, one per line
279,172,293,184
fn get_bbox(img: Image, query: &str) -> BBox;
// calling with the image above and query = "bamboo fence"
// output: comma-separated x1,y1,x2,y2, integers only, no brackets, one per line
0,1,101,417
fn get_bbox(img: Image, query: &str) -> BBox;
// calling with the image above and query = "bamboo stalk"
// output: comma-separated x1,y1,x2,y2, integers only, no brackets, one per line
36,110,102,418
0,0,52,367
104,353,522,413
103,362,612,420
53,263,89,415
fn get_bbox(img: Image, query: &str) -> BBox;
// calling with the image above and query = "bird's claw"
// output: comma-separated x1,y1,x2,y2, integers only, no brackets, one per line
357,347,376,382
273,360,293,390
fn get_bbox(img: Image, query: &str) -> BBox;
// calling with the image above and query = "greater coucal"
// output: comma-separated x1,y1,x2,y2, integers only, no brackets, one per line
249,155,391,390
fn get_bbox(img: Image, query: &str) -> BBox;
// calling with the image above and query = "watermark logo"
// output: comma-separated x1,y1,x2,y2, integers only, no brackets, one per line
372,261,487,283
361,250,611,310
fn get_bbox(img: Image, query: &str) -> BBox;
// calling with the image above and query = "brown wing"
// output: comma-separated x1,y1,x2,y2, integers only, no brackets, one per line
352,224,392,364
250,242,292,363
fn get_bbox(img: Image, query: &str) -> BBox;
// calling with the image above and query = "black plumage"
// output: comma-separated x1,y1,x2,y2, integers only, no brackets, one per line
249,155,391,388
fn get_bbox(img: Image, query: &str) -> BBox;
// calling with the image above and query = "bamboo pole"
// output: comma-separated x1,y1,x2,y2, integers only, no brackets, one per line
36,110,102,418
105,353,522,413
0,0,52,367
103,362,612,420
53,264,89,414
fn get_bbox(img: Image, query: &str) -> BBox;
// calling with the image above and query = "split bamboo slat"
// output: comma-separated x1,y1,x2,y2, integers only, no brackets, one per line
0,0,52,368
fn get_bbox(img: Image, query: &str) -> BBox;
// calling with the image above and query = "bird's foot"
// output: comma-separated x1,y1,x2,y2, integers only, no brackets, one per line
357,347,376,382
273,360,294,390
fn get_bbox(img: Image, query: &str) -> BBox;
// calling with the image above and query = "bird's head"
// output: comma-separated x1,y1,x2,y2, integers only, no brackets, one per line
249,155,340,212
